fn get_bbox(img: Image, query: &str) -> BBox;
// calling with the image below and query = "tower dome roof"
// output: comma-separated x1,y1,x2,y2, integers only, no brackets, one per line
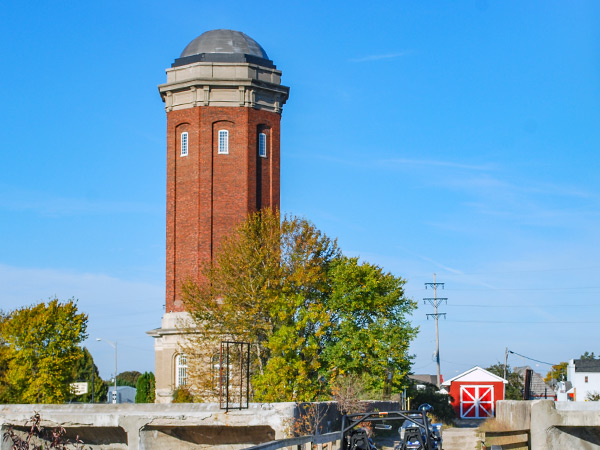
180,29,269,60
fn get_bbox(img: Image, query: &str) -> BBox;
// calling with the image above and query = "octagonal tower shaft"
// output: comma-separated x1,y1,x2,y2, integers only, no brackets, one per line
159,56,289,313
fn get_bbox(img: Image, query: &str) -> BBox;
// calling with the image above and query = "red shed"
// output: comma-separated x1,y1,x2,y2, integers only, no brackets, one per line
441,366,507,419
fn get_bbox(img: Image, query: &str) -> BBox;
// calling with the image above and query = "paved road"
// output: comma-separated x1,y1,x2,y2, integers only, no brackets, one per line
375,419,481,450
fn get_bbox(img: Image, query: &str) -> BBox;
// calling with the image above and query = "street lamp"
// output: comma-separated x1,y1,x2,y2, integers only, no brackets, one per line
96,338,118,404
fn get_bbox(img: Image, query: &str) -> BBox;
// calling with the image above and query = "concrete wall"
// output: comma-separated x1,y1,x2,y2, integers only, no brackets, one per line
0,403,295,450
496,400,600,450
0,401,400,450
495,400,532,430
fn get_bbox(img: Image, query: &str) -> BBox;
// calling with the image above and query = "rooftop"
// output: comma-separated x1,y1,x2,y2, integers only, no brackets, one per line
172,29,274,68
573,359,600,373
180,29,269,59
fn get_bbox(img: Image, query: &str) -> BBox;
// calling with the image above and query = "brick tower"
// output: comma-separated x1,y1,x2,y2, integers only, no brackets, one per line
148,30,289,403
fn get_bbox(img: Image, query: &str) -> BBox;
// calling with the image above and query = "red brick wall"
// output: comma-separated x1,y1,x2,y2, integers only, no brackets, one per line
165,106,281,312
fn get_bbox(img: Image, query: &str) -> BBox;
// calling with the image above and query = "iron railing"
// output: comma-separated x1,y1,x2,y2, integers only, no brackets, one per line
243,431,342,450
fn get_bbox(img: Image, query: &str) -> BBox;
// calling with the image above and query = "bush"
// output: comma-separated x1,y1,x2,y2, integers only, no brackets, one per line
2,413,88,449
172,387,194,403
409,383,455,424
586,391,600,401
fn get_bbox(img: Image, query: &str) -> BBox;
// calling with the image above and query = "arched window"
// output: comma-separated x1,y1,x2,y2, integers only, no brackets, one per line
218,130,229,154
180,132,188,157
258,132,267,158
175,354,187,387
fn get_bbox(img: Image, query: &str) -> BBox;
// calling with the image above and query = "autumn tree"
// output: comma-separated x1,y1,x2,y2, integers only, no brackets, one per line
182,208,286,375
0,299,88,403
181,209,417,402
545,362,568,384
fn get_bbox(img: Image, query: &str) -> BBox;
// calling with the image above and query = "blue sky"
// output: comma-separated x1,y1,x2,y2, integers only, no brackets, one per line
1,0,599,381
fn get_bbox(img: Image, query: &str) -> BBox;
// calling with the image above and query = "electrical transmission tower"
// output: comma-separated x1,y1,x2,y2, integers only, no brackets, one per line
424,273,447,388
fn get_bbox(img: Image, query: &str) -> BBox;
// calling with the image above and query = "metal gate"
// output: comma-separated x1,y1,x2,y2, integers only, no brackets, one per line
219,341,250,411
460,385,494,418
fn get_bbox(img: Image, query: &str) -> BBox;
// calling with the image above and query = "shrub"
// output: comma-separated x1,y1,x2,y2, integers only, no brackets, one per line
2,413,88,449
172,387,194,403
409,383,455,424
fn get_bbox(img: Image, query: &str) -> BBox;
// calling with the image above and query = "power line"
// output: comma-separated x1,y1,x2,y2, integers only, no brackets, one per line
450,320,600,324
447,304,599,308
408,286,600,292
508,350,555,366
406,265,600,278
414,319,600,324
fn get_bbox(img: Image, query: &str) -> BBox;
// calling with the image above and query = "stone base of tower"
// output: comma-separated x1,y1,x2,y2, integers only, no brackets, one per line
146,312,194,404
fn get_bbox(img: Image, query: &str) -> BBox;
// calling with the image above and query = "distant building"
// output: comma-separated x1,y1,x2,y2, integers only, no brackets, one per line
566,358,600,401
514,366,555,400
409,374,438,391
107,386,136,404
441,366,507,419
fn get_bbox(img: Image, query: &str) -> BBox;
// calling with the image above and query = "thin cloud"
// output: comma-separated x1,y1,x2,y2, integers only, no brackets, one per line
288,153,493,172
378,158,494,171
396,248,498,290
349,51,412,63
0,189,159,216
414,254,466,276
446,175,599,202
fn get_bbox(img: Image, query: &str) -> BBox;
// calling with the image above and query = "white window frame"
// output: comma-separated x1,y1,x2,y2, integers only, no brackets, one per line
258,132,267,158
180,132,188,157
175,354,187,387
218,130,229,154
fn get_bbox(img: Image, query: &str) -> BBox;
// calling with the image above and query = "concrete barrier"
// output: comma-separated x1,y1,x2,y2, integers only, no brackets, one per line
0,401,399,450
495,400,600,450
0,403,294,450
495,400,532,430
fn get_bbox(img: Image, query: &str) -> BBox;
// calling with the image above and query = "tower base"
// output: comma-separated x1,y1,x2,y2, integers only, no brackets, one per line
147,312,194,403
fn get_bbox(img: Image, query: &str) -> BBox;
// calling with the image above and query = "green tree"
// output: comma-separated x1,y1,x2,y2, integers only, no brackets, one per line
0,299,88,403
182,209,417,402
117,370,142,387
485,363,523,400
135,372,156,403
67,346,108,403
321,257,417,395
545,362,568,384
581,351,597,360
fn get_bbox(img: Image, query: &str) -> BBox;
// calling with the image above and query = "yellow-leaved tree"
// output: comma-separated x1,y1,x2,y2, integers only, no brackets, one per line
0,298,88,403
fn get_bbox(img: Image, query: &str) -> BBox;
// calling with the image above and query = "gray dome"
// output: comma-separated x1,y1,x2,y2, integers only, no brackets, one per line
181,29,269,60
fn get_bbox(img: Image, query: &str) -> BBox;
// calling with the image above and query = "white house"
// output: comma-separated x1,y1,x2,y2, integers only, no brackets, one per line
566,359,600,401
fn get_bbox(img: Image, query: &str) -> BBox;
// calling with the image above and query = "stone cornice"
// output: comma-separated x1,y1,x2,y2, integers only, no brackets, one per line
158,61,289,114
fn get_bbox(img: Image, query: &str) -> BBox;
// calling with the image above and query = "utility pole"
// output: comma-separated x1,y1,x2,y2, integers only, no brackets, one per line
424,273,447,388
504,347,509,381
